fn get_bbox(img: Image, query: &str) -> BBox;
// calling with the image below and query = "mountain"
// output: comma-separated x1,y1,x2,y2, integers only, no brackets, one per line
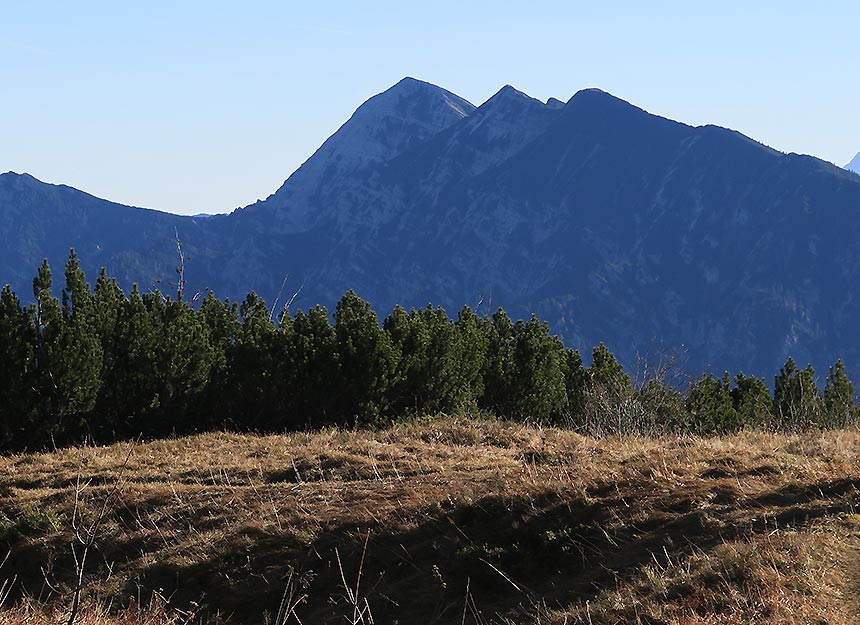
4,79,860,379
845,152,860,174
0,172,200,296
244,77,476,232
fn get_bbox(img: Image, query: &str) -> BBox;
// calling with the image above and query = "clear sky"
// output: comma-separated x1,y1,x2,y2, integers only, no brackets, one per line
2,1,857,215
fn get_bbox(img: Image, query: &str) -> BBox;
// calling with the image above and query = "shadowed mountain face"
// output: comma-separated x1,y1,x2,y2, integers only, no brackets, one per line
4,78,860,378
0,173,205,297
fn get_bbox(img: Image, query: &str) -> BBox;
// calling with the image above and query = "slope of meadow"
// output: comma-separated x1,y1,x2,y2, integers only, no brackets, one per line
1,419,859,624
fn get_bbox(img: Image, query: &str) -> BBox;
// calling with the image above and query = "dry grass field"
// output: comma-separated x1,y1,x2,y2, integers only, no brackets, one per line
1,418,859,624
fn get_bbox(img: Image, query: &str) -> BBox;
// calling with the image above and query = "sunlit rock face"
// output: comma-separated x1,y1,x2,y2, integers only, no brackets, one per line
242,77,476,233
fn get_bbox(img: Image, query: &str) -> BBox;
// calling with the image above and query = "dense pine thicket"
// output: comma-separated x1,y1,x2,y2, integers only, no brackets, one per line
1,251,858,450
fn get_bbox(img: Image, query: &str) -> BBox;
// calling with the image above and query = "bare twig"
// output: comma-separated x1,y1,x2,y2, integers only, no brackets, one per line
335,531,374,624
270,274,290,322
66,440,137,625
174,228,186,301
272,568,307,625
478,558,522,593
280,282,305,324
0,550,16,610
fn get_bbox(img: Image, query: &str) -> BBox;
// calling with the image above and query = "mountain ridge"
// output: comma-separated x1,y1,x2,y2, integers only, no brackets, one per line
3,79,860,379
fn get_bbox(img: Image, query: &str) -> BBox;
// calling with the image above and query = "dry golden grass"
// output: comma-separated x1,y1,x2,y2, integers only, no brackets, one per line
0,594,212,625
1,418,859,624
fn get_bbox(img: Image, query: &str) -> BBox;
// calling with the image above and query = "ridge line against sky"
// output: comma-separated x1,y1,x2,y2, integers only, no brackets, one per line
2,1,857,216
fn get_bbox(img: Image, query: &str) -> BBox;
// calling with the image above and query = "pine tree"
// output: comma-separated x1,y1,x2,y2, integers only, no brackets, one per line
59,250,104,421
27,254,103,443
62,250,92,318
147,293,214,433
267,303,295,430
32,258,53,329
562,348,588,422
423,305,465,413
732,373,772,429
288,306,338,427
453,306,490,408
589,343,632,393
582,343,636,434
226,292,278,429
823,359,855,428
334,291,396,426
774,358,822,430
90,268,125,431
382,305,415,415
197,292,240,428
0,285,36,447
686,372,740,434
92,268,124,363
509,315,567,423
107,285,160,434
385,305,462,417
481,309,518,416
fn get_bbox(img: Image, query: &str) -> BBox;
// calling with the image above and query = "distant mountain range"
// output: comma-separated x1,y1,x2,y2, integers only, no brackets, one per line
846,152,860,174
4,77,860,379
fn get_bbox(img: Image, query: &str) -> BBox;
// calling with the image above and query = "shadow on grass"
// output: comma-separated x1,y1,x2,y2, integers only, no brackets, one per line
3,473,858,624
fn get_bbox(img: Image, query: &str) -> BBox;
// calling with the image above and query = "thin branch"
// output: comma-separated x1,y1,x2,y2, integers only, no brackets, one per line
66,440,137,625
280,282,305,324
270,274,290,321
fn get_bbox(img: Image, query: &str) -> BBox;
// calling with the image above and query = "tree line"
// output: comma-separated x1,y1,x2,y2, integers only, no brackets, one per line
0,251,857,450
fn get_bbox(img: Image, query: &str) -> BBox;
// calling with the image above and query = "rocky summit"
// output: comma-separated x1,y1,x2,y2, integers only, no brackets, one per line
3,77,860,378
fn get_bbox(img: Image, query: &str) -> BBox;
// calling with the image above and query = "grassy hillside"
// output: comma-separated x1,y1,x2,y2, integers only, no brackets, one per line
1,419,859,624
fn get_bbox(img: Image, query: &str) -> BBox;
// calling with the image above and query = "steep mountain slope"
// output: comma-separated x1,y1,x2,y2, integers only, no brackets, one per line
845,152,860,174
4,79,860,379
241,77,476,232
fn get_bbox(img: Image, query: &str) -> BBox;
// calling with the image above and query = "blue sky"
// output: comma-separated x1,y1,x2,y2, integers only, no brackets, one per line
2,1,857,215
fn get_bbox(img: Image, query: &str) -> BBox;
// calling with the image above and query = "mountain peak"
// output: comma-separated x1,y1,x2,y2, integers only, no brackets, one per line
254,78,476,230
496,84,526,97
477,84,554,114
562,88,653,125
0,171,43,190
368,77,475,119
1,171,34,181
394,76,422,86
480,84,537,107
307,76,477,168
567,87,637,108
391,76,450,93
